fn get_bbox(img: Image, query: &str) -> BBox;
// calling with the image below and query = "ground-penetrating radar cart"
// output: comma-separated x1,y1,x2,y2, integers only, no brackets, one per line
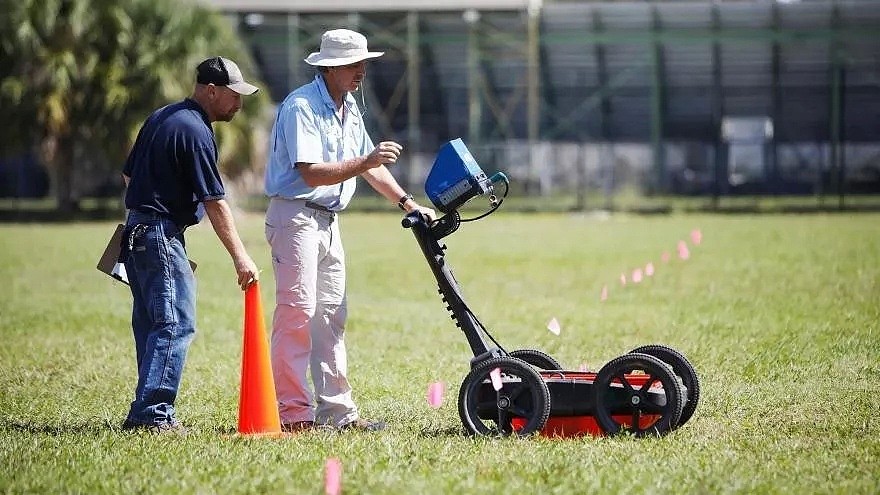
402,139,701,438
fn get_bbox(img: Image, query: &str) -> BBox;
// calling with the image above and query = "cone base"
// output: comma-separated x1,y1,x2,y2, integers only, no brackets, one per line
223,431,294,439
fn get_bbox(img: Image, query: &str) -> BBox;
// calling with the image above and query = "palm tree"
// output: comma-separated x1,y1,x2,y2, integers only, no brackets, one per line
0,0,270,212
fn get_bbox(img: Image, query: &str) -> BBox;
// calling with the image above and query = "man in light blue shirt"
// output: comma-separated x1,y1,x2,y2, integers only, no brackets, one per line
264,29,435,432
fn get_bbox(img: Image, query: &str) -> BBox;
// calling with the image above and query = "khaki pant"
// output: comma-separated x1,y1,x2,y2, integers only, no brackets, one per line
265,198,357,426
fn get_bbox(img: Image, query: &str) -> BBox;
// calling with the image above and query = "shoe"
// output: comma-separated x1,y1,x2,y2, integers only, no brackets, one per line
338,418,386,432
149,422,187,435
122,420,187,435
281,421,314,432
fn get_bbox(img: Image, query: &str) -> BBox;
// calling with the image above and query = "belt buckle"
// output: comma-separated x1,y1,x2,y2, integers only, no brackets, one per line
305,201,335,221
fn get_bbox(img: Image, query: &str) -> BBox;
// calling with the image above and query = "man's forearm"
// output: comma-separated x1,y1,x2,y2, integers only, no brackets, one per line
298,141,402,188
298,156,376,187
203,199,249,261
362,165,406,204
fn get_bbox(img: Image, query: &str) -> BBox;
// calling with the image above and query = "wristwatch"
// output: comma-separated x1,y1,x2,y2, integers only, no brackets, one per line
397,193,414,211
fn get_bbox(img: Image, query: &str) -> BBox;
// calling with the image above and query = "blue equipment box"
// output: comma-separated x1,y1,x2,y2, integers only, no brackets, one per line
425,139,493,213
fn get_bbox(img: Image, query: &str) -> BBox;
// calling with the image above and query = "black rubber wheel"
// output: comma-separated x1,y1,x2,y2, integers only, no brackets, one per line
508,349,562,370
630,344,700,426
593,353,684,437
458,357,551,437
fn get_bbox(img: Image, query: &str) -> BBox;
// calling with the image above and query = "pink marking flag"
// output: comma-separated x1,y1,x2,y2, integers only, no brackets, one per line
578,363,589,372
600,285,608,302
690,229,703,245
678,240,690,260
661,251,671,263
547,317,561,335
489,367,503,391
645,262,655,277
427,381,444,409
324,457,342,495
632,268,643,283
620,273,627,286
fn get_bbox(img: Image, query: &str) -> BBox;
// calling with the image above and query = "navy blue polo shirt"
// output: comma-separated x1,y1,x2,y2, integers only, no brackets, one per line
123,98,225,228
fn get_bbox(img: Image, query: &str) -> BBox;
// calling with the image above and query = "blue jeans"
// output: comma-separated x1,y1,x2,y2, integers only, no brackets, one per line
123,211,196,426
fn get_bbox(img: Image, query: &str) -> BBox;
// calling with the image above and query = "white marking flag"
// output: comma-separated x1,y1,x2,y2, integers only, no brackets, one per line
547,317,561,335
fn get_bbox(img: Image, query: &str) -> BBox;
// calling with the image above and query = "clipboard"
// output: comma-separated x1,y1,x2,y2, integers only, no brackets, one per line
96,224,129,284
97,223,197,285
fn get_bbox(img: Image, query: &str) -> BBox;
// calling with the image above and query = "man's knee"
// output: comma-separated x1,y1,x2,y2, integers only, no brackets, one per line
274,302,316,328
322,301,347,330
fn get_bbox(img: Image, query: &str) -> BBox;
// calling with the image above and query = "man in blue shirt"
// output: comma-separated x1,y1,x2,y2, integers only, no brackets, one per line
264,29,435,432
121,56,261,433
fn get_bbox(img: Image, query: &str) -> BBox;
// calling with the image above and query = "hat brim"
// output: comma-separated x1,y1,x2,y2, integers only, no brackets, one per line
304,51,384,67
227,81,259,95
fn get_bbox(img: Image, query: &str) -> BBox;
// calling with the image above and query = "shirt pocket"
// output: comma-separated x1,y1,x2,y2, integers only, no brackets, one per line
345,125,362,152
322,123,342,157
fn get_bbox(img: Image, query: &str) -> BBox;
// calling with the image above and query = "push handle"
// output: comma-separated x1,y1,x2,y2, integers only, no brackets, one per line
401,211,423,229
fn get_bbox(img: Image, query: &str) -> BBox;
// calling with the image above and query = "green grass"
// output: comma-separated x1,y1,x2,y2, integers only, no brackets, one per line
1,211,878,494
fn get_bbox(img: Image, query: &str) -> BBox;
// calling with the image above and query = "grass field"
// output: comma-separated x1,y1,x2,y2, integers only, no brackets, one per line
1,209,878,494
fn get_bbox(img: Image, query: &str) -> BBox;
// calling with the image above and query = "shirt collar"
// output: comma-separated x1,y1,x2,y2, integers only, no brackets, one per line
184,98,213,130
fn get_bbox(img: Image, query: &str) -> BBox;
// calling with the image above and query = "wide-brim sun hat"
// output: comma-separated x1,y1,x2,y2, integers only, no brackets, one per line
305,29,384,67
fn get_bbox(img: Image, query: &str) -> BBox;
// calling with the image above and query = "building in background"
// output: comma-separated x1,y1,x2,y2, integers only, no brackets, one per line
197,0,880,205
7,0,878,208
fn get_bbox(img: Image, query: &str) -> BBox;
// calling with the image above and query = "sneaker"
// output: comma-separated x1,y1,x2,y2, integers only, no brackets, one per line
338,418,386,432
281,421,315,432
150,422,188,435
122,419,187,435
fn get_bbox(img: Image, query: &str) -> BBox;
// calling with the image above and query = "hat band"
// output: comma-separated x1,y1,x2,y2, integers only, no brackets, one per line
322,48,371,59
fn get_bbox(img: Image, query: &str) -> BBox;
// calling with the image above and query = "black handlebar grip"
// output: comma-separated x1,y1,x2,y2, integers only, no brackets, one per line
401,212,420,229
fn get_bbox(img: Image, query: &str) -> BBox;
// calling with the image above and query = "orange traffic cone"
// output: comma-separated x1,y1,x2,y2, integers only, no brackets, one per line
237,281,282,436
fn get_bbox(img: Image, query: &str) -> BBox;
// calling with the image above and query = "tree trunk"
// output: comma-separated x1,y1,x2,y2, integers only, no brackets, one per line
54,134,79,213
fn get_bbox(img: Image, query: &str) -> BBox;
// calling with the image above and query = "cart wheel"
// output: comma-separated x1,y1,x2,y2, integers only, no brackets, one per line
508,349,562,370
458,357,550,437
593,353,684,437
629,344,700,427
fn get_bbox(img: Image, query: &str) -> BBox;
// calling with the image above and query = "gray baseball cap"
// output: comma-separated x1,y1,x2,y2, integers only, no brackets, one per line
196,56,259,95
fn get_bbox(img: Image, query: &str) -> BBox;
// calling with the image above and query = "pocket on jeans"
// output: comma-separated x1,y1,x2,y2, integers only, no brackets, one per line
129,225,162,271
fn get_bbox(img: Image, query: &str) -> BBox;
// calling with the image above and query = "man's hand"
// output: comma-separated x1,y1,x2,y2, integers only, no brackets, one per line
234,254,259,291
367,141,403,168
408,203,437,223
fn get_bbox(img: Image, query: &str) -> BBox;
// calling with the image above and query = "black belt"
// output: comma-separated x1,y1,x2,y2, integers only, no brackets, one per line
304,201,333,213
130,208,188,232
134,207,164,217
132,208,173,223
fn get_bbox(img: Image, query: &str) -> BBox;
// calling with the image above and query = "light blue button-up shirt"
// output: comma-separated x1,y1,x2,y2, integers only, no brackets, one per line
264,74,374,211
